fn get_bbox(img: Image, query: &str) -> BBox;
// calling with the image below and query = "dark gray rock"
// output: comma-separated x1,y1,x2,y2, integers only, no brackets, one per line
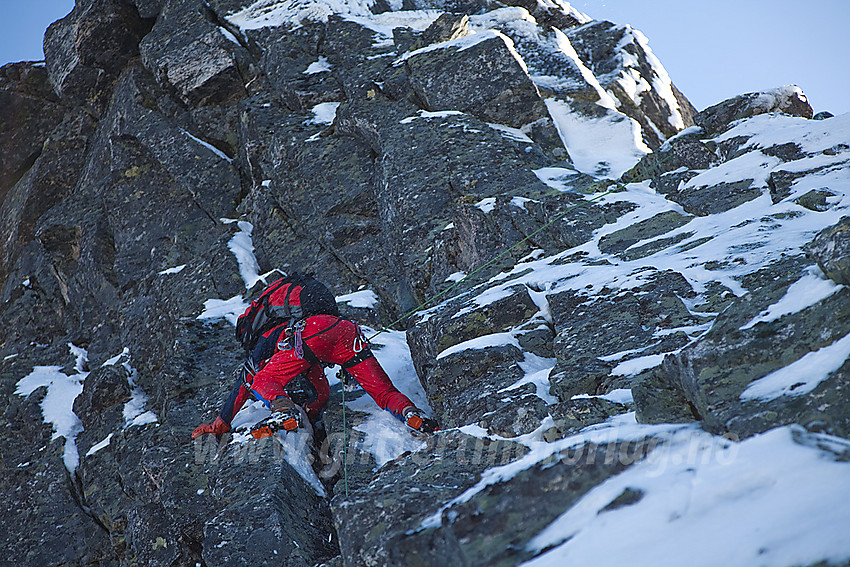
695,86,813,137
4,0,849,563
547,271,705,401
806,216,850,285
140,0,255,107
0,108,95,287
408,285,539,376
333,430,528,567
667,178,761,216
201,437,339,567
427,343,530,431
0,362,116,567
598,211,693,256
660,256,850,439
633,365,700,425
401,33,548,128
323,16,398,99
761,141,806,162
247,23,346,111
795,189,836,212
133,0,164,19
406,12,470,53
73,365,132,429
768,168,806,203
546,397,629,439
43,0,151,112
625,131,718,184
335,95,553,307
335,434,659,566
0,63,66,203
567,20,696,149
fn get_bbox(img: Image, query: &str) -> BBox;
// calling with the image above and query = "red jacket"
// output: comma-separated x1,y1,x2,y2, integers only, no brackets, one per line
219,315,414,425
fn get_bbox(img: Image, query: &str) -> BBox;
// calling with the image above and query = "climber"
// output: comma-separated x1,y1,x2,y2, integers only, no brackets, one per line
191,273,437,440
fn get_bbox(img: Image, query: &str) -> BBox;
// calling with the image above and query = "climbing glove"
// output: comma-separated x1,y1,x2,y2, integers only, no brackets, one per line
191,415,231,439
403,406,439,434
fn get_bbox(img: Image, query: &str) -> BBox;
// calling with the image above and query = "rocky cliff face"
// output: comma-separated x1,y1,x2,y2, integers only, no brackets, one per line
2,0,849,566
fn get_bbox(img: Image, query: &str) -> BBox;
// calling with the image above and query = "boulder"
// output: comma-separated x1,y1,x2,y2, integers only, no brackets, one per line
200,437,339,567
43,0,151,112
401,32,548,128
625,130,718,183
335,433,659,566
333,430,528,567
140,0,255,106
546,397,629,439
567,20,696,148
397,12,470,54
632,365,700,424
547,271,704,401
598,211,693,257
695,86,813,137
806,216,850,286
665,178,762,217
334,95,553,305
73,365,132,434
657,256,850,439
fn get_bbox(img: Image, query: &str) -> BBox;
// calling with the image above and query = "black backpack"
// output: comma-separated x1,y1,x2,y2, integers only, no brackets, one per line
235,272,340,354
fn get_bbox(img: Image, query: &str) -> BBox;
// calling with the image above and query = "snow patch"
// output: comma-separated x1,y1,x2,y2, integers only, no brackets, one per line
222,218,262,289
179,128,232,162
741,331,850,402
475,197,497,213
420,413,688,530
436,331,521,360
394,29,512,66
740,265,842,330
523,426,850,567
86,433,114,457
198,295,248,326
303,56,332,74
336,289,379,309
159,264,186,275
500,352,558,405
487,122,534,143
226,0,375,30
532,166,580,192
610,353,667,377
348,329,432,467
15,344,89,473
102,348,159,428
400,110,465,124
309,101,341,125
510,196,535,211
545,98,650,178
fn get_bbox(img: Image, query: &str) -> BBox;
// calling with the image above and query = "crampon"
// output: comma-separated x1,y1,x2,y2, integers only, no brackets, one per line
250,410,302,439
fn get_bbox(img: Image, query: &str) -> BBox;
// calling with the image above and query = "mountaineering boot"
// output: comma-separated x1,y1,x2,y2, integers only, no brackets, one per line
403,406,439,435
250,397,302,439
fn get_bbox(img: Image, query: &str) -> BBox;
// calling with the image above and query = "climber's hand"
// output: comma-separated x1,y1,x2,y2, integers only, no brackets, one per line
403,406,439,435
191,416,231,439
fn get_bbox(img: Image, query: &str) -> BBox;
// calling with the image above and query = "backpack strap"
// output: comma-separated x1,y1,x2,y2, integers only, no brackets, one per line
341,347,375,370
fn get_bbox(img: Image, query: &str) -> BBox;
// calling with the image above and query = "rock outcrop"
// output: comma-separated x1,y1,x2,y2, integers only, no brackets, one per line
2,0,849,566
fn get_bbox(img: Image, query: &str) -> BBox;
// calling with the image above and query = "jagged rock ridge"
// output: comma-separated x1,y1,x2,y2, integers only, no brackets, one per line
1,0,849,566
